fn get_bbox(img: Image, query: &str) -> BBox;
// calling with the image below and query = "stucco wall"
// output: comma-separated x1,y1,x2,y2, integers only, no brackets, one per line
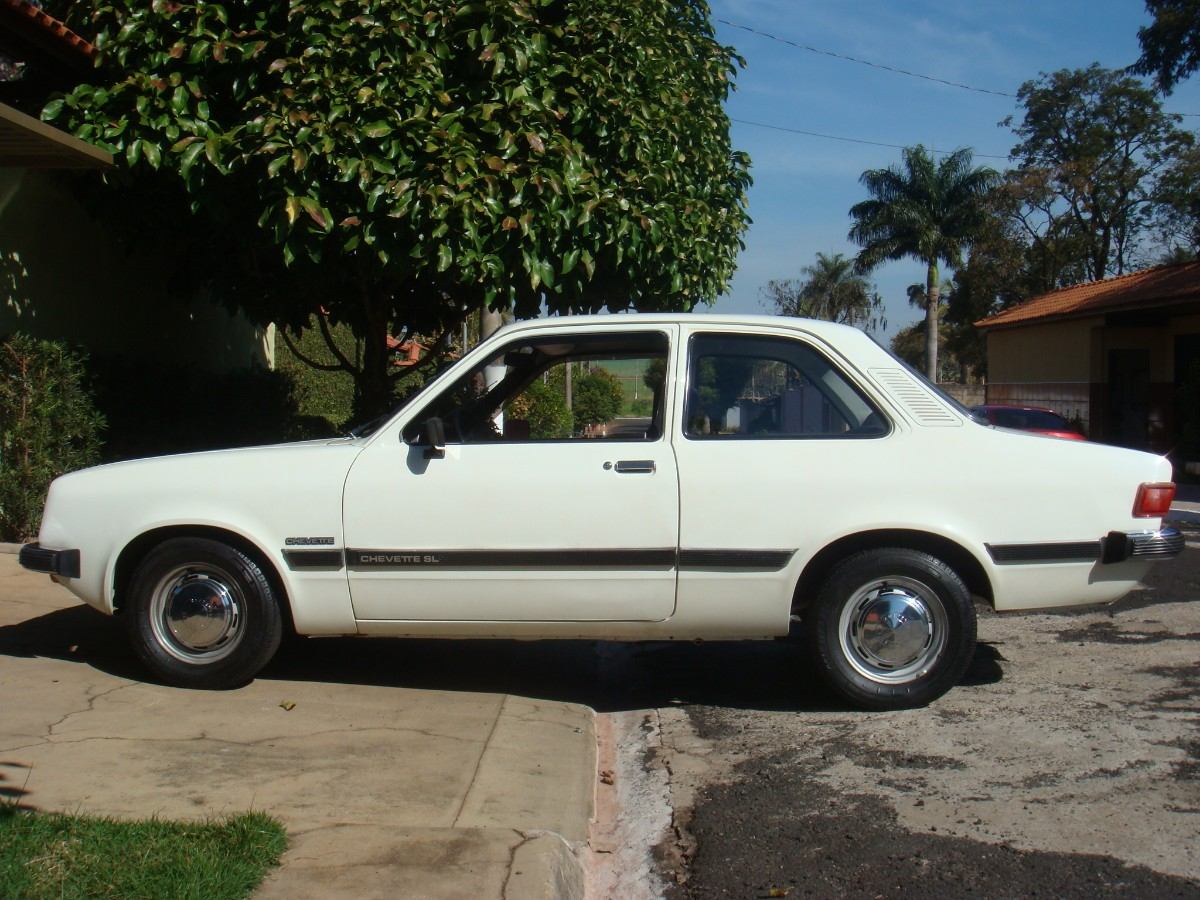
985,318,1101,383
0,169,271,371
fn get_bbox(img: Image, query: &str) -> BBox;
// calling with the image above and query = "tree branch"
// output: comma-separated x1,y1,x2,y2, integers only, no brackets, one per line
388,310,468,382
316,311,359,374
279,328,352,373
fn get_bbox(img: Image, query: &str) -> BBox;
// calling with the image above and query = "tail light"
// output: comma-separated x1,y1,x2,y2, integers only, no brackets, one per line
1133,483,1175,518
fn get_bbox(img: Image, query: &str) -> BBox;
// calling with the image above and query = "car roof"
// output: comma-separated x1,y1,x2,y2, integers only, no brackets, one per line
492,312,874,343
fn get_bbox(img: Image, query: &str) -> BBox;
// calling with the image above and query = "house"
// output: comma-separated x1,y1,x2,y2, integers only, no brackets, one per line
0,0,272,372
975,261,1200,461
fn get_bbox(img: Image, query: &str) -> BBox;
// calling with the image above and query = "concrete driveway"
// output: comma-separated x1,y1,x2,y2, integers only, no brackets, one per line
0,551,595,899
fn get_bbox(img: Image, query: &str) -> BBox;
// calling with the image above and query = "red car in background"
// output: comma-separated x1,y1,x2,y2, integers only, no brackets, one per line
971,405,1087,440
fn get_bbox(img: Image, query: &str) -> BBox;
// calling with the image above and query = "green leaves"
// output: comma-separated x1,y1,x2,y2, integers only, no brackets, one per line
179,141,205,177
299,197,333,231
46,0,751,414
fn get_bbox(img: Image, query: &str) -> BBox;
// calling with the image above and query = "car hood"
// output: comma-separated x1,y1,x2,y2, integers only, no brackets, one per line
50,437,366,496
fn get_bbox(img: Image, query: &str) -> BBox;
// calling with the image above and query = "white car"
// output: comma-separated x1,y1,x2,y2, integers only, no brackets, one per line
20,315,1183,709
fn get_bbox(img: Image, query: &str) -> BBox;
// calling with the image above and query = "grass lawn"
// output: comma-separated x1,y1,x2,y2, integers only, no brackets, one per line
0,804,287,899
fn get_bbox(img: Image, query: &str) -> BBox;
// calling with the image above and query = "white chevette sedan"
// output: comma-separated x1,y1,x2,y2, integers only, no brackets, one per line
20,314,1183,709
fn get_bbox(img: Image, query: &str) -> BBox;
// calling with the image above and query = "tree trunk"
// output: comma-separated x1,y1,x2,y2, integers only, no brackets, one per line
925,260,940,381
354,308,392,420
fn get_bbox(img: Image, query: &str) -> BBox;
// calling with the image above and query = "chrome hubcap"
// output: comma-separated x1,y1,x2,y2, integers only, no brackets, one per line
838,576,946,684
149,565,243,663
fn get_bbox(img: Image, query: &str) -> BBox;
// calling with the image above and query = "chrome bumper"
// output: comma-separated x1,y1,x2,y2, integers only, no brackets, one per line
18,543,81,578
1102,528,1184,564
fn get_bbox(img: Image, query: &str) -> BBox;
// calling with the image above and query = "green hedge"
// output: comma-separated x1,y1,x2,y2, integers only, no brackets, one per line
274,319,357,432
0,334,104,542
91,357,322,462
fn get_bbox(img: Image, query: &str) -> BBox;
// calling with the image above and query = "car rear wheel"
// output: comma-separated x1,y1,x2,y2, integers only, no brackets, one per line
125,537,282,689
807,548,976,710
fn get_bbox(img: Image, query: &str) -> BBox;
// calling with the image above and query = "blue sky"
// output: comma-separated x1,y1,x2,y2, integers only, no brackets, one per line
706,0,1200,338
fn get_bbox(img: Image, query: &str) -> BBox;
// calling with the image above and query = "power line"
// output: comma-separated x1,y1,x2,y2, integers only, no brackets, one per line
730,117,1012,160
717,17,1200,117
717,18,1016,98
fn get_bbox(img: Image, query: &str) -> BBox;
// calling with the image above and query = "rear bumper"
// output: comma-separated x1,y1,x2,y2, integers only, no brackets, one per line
1102,528,1184,563
18,543,81,579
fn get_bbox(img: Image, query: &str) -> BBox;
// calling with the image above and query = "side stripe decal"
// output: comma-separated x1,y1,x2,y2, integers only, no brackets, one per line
283,549,346,569
284,548,796,571
985,541,1101,563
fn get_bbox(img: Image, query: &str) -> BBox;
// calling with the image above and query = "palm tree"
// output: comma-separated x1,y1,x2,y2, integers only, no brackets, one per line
849,146,999,380
765,251,885,332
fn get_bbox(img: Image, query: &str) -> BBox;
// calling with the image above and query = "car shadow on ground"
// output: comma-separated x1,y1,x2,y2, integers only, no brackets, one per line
1,603,1005,714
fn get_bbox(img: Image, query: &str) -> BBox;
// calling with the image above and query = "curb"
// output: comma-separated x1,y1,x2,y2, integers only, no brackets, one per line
508,831,587,900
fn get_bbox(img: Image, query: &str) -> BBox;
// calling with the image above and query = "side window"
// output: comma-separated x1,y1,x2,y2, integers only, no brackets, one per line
406,331,669,444
684,333,887,439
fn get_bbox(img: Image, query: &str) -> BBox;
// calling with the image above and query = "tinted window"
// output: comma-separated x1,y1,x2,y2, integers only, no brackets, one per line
685,334,886,439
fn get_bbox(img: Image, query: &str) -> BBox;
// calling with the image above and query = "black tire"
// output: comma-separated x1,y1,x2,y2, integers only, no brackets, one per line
124,537,283,689
806,548,976,710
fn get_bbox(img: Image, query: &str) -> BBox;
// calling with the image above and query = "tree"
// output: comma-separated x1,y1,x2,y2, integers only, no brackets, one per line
572,368,624,428
763,251,885,332
936,193,1046,380
888,322,926,372
1004,65,1192,282
849,146,999,380
509,379,572,438
43,0,751,417
1132,0,1200,93
1153,143,1200,256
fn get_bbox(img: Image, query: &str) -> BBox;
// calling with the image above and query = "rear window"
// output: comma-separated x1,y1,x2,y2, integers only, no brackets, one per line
989,408,1072,431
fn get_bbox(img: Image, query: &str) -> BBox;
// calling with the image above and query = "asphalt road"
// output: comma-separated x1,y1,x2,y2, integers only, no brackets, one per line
656,521,1200,899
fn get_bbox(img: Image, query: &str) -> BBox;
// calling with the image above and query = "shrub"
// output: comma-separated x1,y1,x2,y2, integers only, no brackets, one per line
274,319,357,433
0,334,104,542
573,369,626,428
510,380,573,439
91,359,307,461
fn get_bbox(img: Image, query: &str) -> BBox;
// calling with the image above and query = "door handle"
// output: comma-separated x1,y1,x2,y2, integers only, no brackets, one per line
614,460,656,474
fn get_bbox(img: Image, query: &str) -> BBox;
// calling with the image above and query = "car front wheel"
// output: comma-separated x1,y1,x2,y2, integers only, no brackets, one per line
807,548,977,710
125,537,282,689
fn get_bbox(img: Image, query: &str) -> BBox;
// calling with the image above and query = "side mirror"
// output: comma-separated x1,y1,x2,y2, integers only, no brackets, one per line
421,416,446,459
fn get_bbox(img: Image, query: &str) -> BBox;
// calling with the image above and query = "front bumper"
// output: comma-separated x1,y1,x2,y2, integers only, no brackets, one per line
18,543,81,579
1102,528,1185,563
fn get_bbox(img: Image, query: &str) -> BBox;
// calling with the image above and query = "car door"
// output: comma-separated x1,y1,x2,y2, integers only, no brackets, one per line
672,327,893,614
341,324,680,622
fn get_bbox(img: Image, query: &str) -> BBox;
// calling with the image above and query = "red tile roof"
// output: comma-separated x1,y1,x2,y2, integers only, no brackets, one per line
975,261,1200,329
0,0,96,63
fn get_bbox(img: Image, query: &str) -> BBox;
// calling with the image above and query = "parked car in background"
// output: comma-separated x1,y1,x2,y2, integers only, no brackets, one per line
21,315,1181,710
972,404,1087,440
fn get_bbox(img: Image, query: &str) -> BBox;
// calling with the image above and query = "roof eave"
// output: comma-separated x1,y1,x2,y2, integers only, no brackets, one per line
0,101,111,168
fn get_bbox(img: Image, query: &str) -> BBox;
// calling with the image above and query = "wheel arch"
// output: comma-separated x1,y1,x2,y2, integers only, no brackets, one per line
112,525,296,635
793,528,993,615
